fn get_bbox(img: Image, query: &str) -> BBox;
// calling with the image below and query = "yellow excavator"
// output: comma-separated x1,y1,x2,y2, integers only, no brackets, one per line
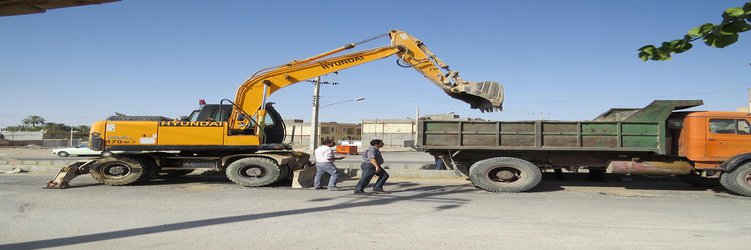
46,30,503,188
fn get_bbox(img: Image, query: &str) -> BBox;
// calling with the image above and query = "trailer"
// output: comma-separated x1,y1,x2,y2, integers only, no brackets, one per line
418,100,751,196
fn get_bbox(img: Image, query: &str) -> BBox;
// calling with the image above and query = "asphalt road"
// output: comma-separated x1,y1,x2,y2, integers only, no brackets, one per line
1,173,750,249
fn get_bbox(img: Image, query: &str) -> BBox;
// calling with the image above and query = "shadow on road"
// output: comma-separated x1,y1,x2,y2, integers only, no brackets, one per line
3,181,471,250
529,172,727,193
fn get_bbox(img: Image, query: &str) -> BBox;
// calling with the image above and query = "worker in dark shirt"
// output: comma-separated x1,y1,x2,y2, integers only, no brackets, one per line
354,139,389,194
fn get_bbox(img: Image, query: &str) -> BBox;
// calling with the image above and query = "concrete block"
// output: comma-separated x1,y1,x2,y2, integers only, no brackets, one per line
22,160,37,165
0,159,7,165
441,170,463,178
36,160,52,166
390,169,419,178
292,165,340,189
385,163,407,169
418,170,444,178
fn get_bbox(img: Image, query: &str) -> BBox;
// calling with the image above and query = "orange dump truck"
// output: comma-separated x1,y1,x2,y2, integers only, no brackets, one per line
418,100,751,196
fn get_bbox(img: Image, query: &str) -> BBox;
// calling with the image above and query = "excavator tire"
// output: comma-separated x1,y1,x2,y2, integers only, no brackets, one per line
276,166,290,182
90,156,150,186
225,157,281,187
130,155,159,181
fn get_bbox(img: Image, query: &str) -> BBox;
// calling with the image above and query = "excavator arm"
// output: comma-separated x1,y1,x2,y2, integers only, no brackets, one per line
229,30,504,136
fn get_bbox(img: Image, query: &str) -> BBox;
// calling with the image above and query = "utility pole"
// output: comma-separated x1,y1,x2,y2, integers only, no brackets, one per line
414,107,420,144
533,112,550,120
310,76,321,153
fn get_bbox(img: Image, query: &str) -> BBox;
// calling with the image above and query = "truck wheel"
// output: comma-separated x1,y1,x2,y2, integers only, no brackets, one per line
57,151,70,157
720,162,751,196
469,157,542,193
679,170,720,187
90,157,149,186
226,157,280,187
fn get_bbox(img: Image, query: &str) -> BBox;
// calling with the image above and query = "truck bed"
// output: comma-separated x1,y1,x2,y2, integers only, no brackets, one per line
418,120,667,154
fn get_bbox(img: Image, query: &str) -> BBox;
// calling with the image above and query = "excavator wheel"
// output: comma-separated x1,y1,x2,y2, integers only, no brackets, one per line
225,157,281,187
276,166,290,182
90,156,150,186
129,155,159,181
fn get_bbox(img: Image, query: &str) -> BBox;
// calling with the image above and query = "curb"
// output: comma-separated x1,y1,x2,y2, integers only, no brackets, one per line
0,160,465,178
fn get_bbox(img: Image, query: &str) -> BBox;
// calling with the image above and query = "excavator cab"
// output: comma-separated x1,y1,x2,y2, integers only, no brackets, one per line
188,102,285,144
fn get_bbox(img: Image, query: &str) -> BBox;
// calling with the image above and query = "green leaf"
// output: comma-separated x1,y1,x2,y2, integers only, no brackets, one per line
724,7,746,18
721,20,751,33
704,33,739,48
638,52,650,61
678,42,693,53
688,23,716,37
638,45,657,53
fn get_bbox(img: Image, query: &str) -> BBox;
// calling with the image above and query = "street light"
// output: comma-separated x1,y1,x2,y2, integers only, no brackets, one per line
309,77,366,152
320,97,366,108
310,96,366,152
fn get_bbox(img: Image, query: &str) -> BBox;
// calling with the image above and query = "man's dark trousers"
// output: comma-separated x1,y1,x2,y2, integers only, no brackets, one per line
355,163,389,192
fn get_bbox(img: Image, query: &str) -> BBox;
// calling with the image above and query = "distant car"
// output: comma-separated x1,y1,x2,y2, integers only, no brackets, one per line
52,143,102,157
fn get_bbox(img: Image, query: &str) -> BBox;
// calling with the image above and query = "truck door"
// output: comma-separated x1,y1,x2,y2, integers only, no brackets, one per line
705,118,751,158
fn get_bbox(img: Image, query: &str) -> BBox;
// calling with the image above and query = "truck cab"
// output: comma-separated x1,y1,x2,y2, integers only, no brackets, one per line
680,111,751,169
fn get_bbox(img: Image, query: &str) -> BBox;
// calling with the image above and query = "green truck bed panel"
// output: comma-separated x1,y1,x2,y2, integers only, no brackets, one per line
420,120,666,154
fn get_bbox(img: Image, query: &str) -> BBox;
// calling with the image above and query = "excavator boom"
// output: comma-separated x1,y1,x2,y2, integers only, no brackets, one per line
230,30,504,132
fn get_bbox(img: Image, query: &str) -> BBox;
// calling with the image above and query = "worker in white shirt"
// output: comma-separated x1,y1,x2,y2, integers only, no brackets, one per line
314,139,345,191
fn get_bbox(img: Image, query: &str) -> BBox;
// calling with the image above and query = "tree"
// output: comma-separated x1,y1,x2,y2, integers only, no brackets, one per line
638,2,751,61
43,123,70,131
21,115,46,127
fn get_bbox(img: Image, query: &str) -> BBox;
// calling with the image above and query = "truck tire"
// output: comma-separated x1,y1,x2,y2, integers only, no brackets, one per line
226,157,280,187
720,162,751,196
469,157,542,193
90,156,150,186
679,170,720,187
57,151,70,157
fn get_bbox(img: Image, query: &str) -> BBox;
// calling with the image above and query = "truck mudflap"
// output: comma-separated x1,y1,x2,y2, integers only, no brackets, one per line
44,160,97,189
606,160,692,175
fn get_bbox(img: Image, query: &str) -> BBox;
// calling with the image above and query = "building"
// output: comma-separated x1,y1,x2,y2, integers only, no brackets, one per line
361,114,480,150
0,129,88,147
283,120,361,148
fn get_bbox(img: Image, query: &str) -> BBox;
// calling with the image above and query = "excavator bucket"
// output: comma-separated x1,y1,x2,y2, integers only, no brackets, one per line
44,160,96,189
447,81,504,112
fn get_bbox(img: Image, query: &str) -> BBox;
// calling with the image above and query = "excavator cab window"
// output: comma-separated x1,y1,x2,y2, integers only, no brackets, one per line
186,110,200,122
191,104,232,122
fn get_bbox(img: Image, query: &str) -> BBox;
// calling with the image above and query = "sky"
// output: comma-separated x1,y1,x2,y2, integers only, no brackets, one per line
1,0,750,128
